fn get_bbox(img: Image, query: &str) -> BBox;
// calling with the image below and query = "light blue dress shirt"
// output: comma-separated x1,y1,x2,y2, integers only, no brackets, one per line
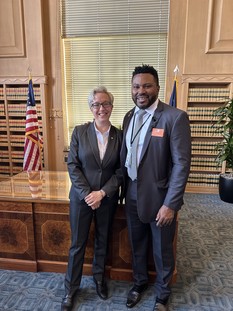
125,99,159,171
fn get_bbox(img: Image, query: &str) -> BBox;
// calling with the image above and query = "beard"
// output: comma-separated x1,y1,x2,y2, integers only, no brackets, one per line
132,94,157,109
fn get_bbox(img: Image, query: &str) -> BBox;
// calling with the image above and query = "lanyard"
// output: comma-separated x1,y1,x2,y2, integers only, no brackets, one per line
130,113,150,145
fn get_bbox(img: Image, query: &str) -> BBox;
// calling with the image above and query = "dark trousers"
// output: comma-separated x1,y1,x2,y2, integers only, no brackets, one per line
64,198,116,294
125,179,177,302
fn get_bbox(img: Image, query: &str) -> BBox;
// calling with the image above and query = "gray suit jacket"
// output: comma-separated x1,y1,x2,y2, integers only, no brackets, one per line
68,122,122,202
121,101,191,223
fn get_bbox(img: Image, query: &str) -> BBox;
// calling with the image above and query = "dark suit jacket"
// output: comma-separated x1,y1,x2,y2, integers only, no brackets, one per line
68,122,122,203
121,101,191,223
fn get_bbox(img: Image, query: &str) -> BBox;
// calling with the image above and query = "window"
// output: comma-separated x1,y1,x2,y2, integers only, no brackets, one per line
61,0,169,147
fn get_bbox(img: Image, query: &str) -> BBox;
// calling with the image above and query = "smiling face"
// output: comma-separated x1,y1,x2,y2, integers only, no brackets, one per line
90,92,113,122
131,73,160,109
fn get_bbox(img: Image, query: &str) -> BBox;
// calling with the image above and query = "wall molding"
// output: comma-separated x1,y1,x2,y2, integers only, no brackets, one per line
206,0,233,54
0,0,25,57
0,76,48,84
182,74,233,83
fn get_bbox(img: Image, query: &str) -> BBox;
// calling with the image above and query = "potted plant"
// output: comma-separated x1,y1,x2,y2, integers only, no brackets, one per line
212,98,233,203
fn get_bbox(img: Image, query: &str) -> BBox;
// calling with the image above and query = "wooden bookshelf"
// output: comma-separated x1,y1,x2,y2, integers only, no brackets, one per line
0,78,48,177
186,83,231,193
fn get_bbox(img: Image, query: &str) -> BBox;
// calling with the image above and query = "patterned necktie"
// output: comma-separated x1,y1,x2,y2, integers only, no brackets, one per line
128,109,146,181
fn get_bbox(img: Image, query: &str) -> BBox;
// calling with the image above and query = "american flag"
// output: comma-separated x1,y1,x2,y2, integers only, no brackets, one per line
23,78,43,171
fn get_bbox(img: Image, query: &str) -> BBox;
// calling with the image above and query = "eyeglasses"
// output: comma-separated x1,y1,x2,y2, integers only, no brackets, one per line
91,102,112,109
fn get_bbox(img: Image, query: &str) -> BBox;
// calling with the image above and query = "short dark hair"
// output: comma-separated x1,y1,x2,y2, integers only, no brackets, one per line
132,64,159,85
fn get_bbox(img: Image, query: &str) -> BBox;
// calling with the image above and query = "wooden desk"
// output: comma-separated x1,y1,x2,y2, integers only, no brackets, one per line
0,171,177,283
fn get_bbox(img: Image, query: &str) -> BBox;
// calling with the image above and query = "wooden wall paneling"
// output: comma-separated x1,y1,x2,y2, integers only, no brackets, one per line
0,0,25,57
33,202,70,272
33,202,96,274
206,0,233,53
0,201,37,271
165,0,188,106
0,0,45,76
182,0,233,74
42,0,66,171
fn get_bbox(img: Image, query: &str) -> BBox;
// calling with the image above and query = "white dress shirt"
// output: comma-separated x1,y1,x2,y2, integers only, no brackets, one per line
94,123,111,161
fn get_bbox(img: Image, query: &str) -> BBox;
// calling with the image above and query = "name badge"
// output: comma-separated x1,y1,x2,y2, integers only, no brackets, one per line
152,128,164,137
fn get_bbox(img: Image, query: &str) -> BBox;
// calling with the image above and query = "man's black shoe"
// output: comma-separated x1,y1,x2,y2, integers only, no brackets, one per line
126,283,148,308
93,278,108,300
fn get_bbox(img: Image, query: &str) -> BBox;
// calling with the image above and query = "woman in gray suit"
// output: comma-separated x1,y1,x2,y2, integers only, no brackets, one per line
61,86,122,311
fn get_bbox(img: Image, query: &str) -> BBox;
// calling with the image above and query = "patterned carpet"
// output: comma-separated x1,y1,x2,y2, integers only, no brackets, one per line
0,193,232,311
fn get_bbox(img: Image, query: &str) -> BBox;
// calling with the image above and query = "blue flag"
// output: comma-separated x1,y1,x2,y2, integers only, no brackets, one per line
169,78,177,107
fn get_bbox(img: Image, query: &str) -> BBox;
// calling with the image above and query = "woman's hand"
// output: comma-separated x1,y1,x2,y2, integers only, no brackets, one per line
85,190,105,210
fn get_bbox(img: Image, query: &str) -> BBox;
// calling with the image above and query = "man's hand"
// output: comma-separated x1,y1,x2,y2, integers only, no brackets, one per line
155,205,175,227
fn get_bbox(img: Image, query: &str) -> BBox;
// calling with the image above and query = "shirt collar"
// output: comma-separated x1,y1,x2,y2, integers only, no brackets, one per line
93,122,111,135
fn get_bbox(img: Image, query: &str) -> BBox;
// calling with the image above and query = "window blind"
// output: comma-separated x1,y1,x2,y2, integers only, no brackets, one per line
60,0,169,147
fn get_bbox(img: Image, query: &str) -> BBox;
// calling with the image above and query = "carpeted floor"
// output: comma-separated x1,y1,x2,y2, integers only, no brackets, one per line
0,193,232,311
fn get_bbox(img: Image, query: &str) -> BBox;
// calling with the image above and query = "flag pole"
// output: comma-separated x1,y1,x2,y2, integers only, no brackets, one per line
28,66,32,81
169,65,179,107
173,65,179,80
174,65,179,104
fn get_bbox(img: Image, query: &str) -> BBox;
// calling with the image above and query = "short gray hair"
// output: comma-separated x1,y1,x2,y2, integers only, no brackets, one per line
87,86,114,108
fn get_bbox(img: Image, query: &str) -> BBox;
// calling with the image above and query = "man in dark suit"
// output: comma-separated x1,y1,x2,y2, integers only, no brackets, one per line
120,65,191,311
61,86,122,311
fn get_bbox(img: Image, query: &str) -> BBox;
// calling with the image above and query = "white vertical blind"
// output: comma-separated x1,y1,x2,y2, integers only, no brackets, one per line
60,0,169,146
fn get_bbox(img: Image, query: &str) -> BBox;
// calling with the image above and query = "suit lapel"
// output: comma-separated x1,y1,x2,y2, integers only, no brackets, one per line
102,126,116,166
140,101,164,162
87,122,101,166
122,108,135,143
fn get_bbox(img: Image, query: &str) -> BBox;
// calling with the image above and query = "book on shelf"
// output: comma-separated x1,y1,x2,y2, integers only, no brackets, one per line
188,87,229,102
190,123,223,137
0,88,4,98
6,86,41,99
7,103,42,116
188,107,219,120
187,173,219,186
191,141,218,155
0,166,10,173
191,157,221,172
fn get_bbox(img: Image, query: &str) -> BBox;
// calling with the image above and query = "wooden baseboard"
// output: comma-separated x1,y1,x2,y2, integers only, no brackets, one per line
0,258,37,272
37,260,68,273
37,261,98,275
